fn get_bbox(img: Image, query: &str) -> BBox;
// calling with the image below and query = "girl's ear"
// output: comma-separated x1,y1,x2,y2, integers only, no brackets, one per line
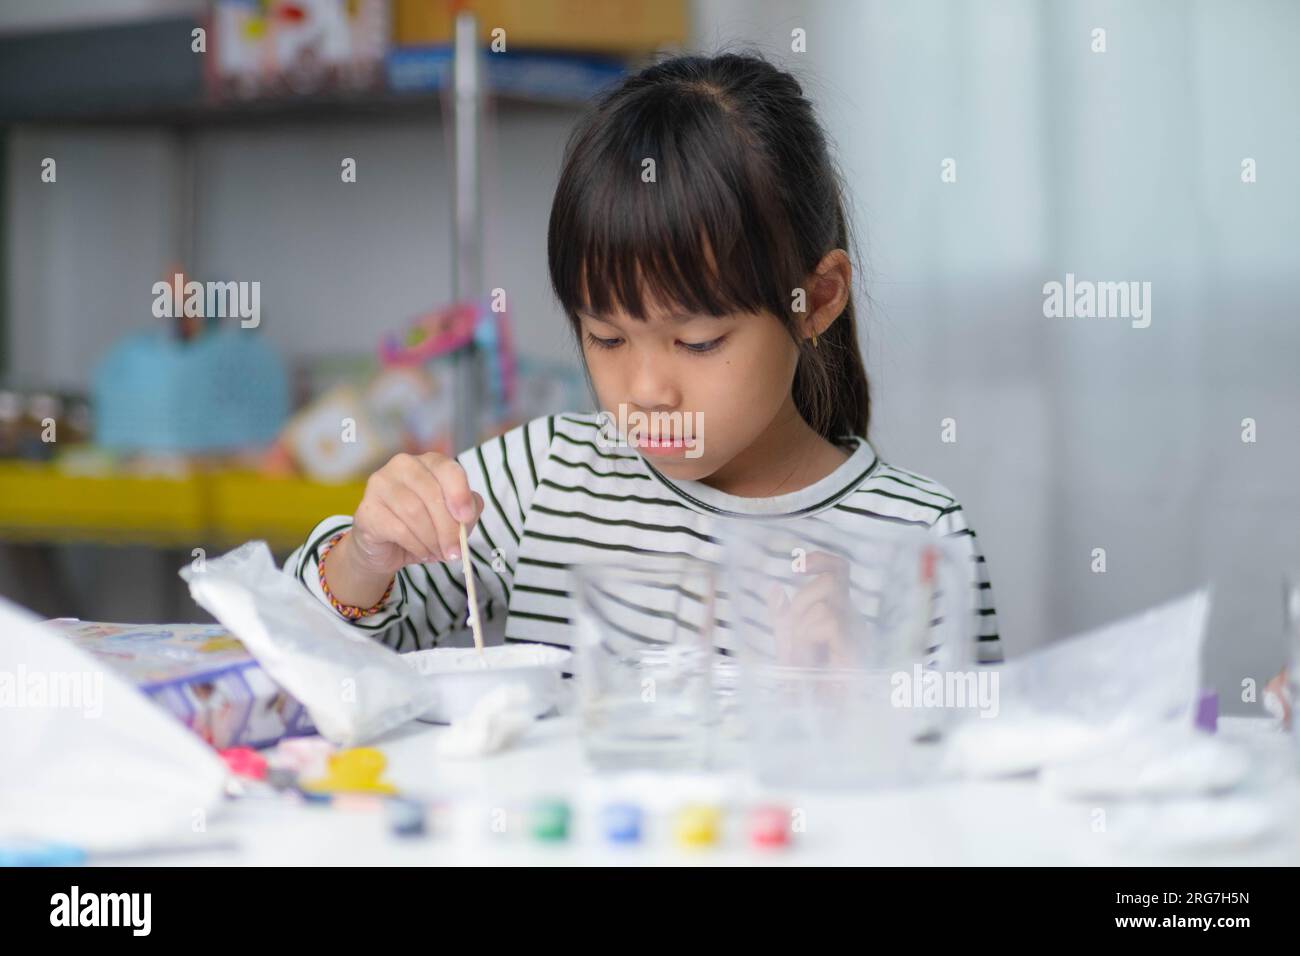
803,249,853,341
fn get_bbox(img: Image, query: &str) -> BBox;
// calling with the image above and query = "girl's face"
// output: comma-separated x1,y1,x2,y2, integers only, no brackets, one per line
577,298,800,483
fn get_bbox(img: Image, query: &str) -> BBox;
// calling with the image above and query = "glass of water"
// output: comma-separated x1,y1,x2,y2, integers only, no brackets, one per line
719,515,973,789
571,558,717,771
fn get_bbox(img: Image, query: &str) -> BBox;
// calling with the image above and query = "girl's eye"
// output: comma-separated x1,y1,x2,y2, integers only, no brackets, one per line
680,336,726,355
585,332,623,350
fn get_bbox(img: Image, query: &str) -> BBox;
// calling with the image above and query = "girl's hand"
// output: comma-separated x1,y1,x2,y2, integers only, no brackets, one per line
351,452,485,574
766,551,856,667
324,453,484,609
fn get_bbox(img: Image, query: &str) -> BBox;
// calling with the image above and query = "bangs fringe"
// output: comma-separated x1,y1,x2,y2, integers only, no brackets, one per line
549,83,802,323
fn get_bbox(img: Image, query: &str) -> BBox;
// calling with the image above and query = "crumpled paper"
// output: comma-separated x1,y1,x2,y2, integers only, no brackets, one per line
945,590,1211,778
182,541,441,747
0,596,228,850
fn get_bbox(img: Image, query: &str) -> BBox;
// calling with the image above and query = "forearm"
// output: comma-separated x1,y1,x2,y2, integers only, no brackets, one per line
322,532,395,610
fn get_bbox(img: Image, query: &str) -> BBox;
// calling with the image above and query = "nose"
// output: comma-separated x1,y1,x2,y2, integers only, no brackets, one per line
627,349,681,411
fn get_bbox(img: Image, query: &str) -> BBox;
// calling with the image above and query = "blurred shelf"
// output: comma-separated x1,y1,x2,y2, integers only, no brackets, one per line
0,15,627,126
208,470,365,548
0,16,204,125
0,461,364,550
0,461,207,547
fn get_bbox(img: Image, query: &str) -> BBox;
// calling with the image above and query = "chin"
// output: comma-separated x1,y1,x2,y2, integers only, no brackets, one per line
646,455,715,481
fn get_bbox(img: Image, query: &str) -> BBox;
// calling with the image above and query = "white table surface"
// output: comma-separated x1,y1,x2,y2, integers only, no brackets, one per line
121,714,1300,866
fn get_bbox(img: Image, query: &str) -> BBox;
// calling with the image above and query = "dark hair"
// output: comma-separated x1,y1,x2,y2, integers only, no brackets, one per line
547,52,871,440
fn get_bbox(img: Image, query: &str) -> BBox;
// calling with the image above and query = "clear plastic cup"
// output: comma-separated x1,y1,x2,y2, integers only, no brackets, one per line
571,558,717,771
719,515,975,789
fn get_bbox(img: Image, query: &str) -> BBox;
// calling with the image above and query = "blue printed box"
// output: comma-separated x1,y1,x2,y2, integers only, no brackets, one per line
49,620,315,749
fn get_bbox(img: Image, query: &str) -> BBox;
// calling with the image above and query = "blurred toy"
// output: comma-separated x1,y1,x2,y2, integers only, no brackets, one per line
380,297,517,433
93,322,289,453
506,356,588,427
212,0,389,100
368,366,454,455
219,746,269,780
281,365,459,481
674,804,722,848
280,384,392,482
274,298,582,481
529,798,571,842
268,736,335,779
474,300,517,428
379,302,478,367
157,269,214,342
749,805,791,849
300,747,397,796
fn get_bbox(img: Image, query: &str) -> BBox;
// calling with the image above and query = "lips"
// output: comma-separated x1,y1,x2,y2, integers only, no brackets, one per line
629,433,696,457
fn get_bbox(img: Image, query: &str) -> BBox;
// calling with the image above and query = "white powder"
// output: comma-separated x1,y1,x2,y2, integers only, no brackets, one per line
402,643,570,676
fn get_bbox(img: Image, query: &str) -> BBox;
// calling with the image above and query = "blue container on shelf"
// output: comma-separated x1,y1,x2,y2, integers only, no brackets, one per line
92,327,289,452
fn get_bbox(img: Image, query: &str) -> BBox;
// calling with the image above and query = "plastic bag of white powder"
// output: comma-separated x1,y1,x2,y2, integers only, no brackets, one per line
182,541,441,747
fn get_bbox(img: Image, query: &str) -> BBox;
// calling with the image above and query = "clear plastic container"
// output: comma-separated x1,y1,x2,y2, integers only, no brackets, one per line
719,515,974,789
571,558,718,771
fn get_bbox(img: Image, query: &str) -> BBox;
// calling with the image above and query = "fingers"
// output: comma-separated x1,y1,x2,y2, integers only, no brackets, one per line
359,453,487,566
348,511,424,569
399,454,483,553
369,499,440,565
417,453,481,525
766,583,845,666
386,483,453,561
804,550,850,581
786,569,848,618
765,583,799,664
368,457,448,559
799,600,845,666
411,455,485,558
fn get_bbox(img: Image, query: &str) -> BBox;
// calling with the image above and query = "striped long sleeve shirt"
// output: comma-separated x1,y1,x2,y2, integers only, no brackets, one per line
286,411,1003,665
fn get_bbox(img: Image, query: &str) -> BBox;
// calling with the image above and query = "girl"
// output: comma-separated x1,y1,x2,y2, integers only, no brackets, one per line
287,53,1002,666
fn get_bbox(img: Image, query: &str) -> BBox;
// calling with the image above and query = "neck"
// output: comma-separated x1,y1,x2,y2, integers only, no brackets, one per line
701,399,849,498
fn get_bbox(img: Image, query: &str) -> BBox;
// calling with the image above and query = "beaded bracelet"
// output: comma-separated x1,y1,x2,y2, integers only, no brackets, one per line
318,530,395,621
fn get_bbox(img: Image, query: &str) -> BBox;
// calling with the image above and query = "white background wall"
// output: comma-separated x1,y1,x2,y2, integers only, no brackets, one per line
4,1,1299,712
5,105,586,384
691,0,1300,711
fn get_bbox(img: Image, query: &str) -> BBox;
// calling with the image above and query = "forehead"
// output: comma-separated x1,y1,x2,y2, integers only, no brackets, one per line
577,305,705,325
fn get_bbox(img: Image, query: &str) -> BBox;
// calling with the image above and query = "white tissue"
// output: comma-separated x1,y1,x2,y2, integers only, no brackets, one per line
1039,725,1251,799
945,590,1211,778
1108,797,1282,853
0,596,228,850
434,683,537,758
182,541,441,747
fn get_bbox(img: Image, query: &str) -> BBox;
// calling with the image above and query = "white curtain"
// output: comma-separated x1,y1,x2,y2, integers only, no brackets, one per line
693,0,1300,708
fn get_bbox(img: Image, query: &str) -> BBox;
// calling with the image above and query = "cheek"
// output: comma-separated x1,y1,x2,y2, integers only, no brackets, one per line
582,352,620,402
684,353,773,434
727,334,796,401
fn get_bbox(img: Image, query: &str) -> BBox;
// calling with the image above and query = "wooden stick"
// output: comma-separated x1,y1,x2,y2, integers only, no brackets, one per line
459,522,485,654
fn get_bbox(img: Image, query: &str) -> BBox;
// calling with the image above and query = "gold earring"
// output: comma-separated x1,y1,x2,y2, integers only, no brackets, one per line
811,331,819,348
